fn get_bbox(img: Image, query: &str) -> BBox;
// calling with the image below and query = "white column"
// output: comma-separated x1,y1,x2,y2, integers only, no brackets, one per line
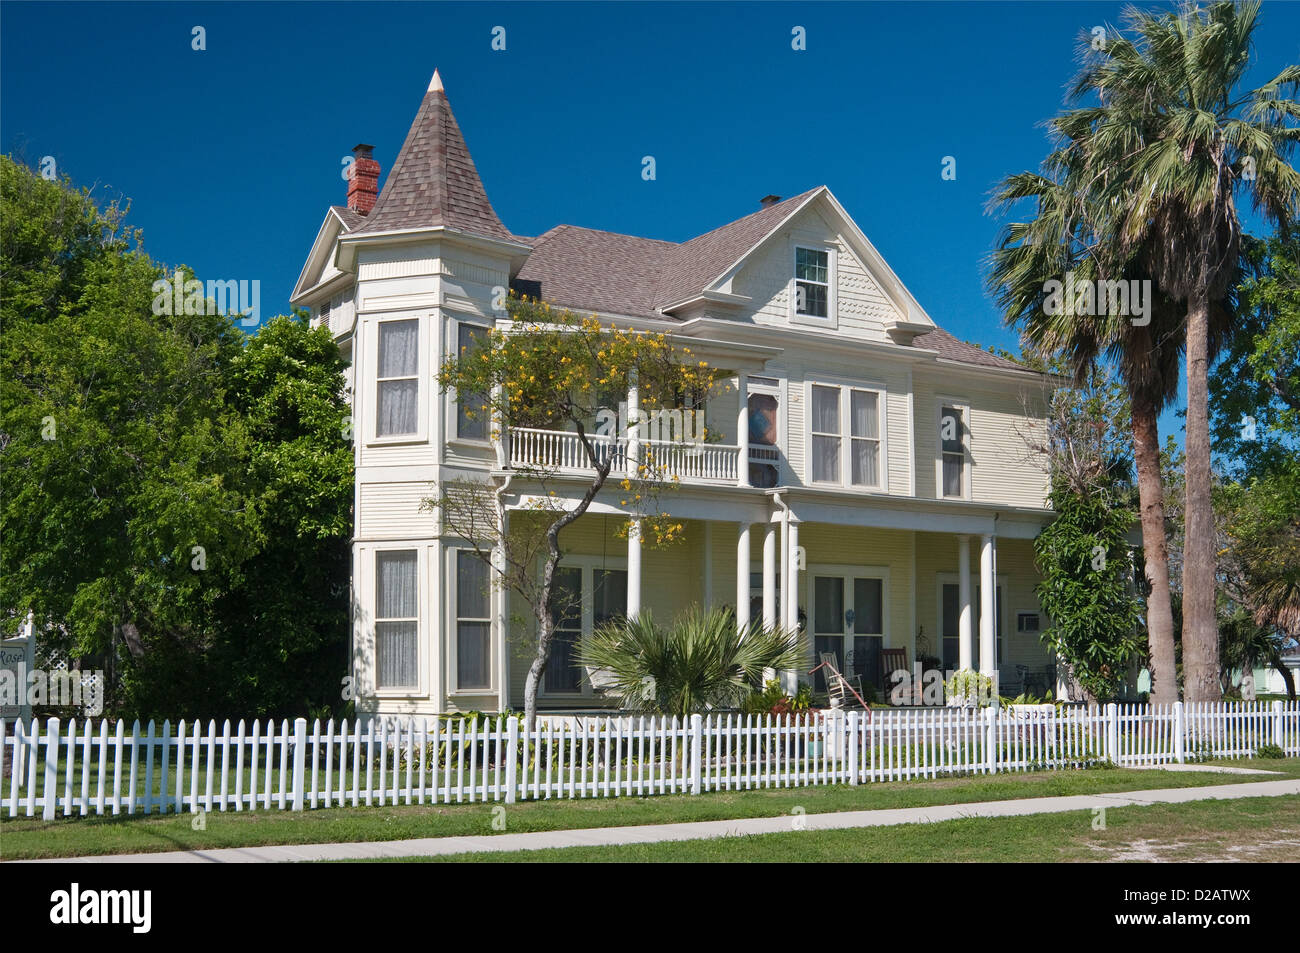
736,373,750,487
979,533,996,678
627,519,642,618
491,380,507,469
958,535,973,672
626,370,640,478
736,523,751,633
763,522,777,628
785,519,801,693
779,510,790,631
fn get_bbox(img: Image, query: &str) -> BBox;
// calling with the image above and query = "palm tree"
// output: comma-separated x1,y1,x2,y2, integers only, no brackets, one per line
989,142,1185,706
1072,1,1299,700
577,606,804,718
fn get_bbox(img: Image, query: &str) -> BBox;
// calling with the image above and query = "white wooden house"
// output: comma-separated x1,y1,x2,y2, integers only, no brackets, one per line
291,70,1059,717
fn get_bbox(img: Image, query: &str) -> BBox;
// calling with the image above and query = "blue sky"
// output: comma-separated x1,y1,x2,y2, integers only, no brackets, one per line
4,1,1299,443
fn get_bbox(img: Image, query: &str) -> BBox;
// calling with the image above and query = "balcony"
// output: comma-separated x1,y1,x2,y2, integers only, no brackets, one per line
508,427,758,486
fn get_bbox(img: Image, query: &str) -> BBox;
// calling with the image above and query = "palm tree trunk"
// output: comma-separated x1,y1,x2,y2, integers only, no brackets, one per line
1131,394,1179,704
1183,290,1221,702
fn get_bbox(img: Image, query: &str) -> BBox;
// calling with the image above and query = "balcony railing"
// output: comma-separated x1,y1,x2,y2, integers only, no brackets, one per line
508,427,743,485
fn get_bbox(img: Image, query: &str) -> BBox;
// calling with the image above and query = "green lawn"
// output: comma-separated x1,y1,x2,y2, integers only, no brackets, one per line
385,795,1300,863
3,757,1296,860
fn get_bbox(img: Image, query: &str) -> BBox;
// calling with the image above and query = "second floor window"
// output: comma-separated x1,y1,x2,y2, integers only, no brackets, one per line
811,385,841,483
455,323,489,440
940,404,967,498
377,319,418,437
810,383,884,487
795,247,829,318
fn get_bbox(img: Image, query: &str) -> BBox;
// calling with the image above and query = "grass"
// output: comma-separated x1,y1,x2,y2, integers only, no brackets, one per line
383,795,1300,863
2,757,1296,860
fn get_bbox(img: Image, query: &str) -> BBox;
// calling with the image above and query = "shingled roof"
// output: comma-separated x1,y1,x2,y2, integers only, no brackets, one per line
908,327,1025,371
331,205,365,231
354,70,512,241
332,73,1029,373
650,189,821,309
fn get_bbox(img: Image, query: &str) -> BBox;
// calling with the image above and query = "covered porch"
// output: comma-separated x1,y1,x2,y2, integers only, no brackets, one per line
502,489,1054,710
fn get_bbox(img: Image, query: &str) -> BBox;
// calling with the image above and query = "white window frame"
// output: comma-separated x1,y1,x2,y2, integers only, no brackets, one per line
447,546,495,696
789,242,837,328
935,397,971,500
538,555,629,701
804,379,889,491
366,314,428,446
368,544,425,697
446,317,493,447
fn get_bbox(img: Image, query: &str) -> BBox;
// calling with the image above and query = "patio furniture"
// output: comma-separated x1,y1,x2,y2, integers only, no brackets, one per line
879,647,908,691
811,653,868,710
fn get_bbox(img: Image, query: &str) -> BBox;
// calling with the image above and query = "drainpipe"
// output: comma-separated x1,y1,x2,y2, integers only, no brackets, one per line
493,474,513,714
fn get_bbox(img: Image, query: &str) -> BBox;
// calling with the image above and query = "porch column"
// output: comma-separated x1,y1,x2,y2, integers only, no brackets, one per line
786,520,801,633
784,519,801,693
736,373,750,487
779,511,790,632
762,522,777,628
958,535,973,672
627,519,642,619
979,533,996,678
736,523,751,634
626,369,640,478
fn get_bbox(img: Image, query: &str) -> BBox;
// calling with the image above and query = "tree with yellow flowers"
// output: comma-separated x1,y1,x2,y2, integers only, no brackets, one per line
430,295,725,727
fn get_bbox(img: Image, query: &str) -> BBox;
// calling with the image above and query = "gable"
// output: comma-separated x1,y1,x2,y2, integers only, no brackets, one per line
291,207,359,304
726,199,914,341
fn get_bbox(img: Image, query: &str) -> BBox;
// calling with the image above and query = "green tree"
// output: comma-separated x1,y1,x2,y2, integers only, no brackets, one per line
1070,0,1299,701
1,157,352,718
1033,481,1145,703
989,130,1184,704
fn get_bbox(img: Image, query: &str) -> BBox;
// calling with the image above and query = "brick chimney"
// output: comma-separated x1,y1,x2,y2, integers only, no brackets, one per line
347,143,380,215
760,194,782,209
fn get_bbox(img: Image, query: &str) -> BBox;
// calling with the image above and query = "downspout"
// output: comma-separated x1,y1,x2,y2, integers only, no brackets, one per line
493,472,513,714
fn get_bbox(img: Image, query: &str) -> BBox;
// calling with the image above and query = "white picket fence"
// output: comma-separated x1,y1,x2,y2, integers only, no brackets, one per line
2,700,1296,819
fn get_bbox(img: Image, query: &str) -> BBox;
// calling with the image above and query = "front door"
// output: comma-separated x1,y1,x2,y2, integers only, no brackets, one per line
810,572,885,693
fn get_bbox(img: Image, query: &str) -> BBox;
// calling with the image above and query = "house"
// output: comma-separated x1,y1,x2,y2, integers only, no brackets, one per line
291,69,1059,718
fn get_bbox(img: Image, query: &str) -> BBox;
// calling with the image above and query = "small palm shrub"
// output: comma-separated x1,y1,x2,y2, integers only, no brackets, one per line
577,606,804,718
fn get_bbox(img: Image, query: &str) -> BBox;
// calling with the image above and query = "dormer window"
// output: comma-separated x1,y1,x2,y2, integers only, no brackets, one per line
794,247,830,318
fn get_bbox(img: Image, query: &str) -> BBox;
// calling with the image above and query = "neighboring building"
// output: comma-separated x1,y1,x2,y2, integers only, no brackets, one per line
291,70,1058,718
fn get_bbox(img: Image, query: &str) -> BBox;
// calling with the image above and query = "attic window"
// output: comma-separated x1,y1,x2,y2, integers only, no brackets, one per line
794,247,829,318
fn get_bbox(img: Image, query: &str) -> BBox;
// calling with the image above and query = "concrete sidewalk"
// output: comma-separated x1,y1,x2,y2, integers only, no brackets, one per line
14,778,1299,864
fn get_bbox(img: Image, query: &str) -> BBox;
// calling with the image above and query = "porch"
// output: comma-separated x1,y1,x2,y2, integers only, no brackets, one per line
504,504,1054,711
